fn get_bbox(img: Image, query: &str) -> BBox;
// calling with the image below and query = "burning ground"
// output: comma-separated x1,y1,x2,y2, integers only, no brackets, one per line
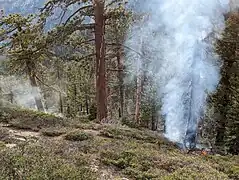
0,106,238,180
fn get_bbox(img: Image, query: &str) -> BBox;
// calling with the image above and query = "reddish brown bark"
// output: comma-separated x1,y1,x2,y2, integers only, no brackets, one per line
94,0,107,122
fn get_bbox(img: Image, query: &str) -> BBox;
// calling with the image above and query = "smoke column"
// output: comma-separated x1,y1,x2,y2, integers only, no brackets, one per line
126,0,230,144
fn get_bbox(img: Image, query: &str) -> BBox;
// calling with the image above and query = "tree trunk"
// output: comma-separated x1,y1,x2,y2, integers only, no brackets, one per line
134,64,147,123
66,94,71,117
151,100,157,131
26,61,44,111
59,92,63,114
116,46,124,118
43,91,48,111
85,94,89,114
57,64,63,114
94,0,107,122
9,91,14,103
135,75,143,123
73,83,77,116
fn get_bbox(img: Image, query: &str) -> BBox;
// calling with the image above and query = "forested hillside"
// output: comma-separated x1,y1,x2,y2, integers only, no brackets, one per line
0,0,238,179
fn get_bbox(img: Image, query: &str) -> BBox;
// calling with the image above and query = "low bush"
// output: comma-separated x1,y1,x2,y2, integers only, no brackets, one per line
0,107,66,131
64,130,93,141
41,127,70,137
0,128,9,141
100,139,238,180
0,141,6,150
203,155,239,179
121,117,141,129
99,126,162,143
0,143,96,180
161,164,229,180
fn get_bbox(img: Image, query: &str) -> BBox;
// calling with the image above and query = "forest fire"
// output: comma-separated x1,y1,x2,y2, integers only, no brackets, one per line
183,129,197,150
126,0,231,150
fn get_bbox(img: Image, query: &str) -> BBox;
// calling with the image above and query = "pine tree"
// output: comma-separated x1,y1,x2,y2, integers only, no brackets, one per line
214,12,239,154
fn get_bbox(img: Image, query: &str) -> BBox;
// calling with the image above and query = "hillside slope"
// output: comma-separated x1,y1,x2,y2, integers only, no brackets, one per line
0,107,238,180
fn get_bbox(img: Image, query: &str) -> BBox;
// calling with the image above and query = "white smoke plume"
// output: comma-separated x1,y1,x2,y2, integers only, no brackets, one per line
230,0,239,11
126,0,230,143
0,75,43,109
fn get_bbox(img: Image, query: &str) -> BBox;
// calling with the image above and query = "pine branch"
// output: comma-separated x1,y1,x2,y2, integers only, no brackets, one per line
76,53,95,62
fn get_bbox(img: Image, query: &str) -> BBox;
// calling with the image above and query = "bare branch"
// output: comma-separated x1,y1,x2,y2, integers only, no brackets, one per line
0,27,18,40
60,9,67,24
107,68,124,71
106,42,144,57
35,75,66,95
63,5,93,26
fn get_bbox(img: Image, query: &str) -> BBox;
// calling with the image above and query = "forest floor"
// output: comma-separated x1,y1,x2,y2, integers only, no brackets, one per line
0,106,238,180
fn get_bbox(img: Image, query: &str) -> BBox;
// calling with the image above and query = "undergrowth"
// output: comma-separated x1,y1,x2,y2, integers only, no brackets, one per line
0,107,238,180
65,130,93,141
0,143,96,180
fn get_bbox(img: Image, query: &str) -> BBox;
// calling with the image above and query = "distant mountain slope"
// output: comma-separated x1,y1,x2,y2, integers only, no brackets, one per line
0,0,83,30
0,0,44,14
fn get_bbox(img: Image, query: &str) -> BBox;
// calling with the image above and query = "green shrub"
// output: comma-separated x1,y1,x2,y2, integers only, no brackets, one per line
0,107,66,131
75,122,102,130
64,130,93,141
88,103,97,121
0,144,96,180
0,141,6,150
76,115,90,123
229,165,239,179
121,117,141,129
41,127,69,137
203,155,239,179
100,149,159,179
161,164,229,180
123,167,158,180
99,126,161,143
0,128,9,141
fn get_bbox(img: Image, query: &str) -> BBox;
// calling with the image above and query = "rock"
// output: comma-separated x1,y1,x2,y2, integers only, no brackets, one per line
5,143,17,148
13,137,27,142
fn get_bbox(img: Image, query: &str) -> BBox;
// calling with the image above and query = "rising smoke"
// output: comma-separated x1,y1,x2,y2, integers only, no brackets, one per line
0,75,43,109
126,0,230,144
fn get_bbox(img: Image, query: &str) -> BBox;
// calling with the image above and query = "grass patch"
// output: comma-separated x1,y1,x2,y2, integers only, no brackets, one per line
65,130,93,141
